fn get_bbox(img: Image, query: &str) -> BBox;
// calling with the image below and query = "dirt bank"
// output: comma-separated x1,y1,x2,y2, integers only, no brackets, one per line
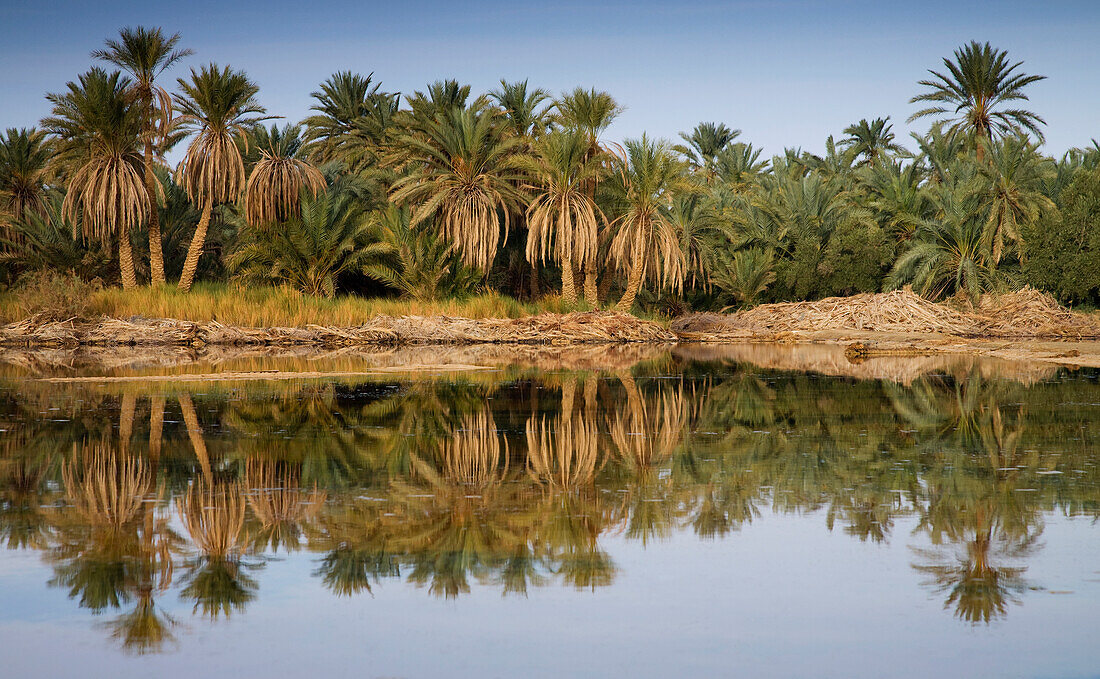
0,311,675,348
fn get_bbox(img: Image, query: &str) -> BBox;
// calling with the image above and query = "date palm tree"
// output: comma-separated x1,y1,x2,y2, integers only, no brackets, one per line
979,136,1055,264
489,80,553,139
0,127,52,245
675,121,741,176
515,129,605,303
909,41,1046,161
303,71,399,171
93,26,192,286
43,68,147,289
228,184,387,297
555,88,623,303
606,135,689,312
839,117,905,166
388,106,527,271
174,63,267,292
242,124,326,226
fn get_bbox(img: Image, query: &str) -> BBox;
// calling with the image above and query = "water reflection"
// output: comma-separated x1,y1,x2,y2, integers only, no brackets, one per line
3,352,1100,655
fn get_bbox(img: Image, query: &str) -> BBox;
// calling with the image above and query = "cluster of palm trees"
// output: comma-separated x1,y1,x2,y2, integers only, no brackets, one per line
2,31,1099,311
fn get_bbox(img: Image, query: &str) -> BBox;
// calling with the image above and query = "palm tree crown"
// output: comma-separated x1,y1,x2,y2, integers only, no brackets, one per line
909,41,1046,153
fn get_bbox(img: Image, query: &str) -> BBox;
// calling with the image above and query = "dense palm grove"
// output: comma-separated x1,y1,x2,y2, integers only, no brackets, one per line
2,29,1100,314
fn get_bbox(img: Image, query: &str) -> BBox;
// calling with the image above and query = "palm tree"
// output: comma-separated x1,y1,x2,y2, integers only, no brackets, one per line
712,142,769,190
242,124,326,226
675,122,741,176
364,205,482,301
862,158,934,242
606,135,689,312
979,135,1055,263
228,184,387,297
174,63,267,292
387,106,527,271
909,41,1046,161
710,246,777,307
839,117,904,166
43,68,148,289
303,71,399,170
555,88,623,303
0,127,52,245
489,80,553,139
93,26,192,286
515,130,605,304
888,175,1002,302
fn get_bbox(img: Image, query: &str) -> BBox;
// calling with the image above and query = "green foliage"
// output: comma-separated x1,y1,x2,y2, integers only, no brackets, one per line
227,185,387,297
363,205,482,301
1021,169,1100,304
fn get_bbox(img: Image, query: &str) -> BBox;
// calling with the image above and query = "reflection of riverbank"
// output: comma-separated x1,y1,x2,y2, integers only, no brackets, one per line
673,342,1063,385
0,339,1082,386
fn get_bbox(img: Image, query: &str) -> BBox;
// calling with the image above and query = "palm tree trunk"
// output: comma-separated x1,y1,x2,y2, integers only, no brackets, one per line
144,140,165,286
561,252,577,305
528,261,539,300
583,261,598,307
178,199,212,293
598,266,615,301
119,229,138,290
615,256,644,313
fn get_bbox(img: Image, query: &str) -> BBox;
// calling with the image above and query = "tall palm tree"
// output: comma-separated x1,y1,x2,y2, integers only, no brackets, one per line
555,88,623,304
0,127,52,245
43,68,148,289
909,41,1046,161
242,124,326,226
606,135,689,312
839,117,905,166
174,63,267,292
93,26,192,286
675,122,741,176
388,106,527,271
516,129,606,303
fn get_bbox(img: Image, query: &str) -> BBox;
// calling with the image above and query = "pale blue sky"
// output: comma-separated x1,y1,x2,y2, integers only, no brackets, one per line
1,0,1097,157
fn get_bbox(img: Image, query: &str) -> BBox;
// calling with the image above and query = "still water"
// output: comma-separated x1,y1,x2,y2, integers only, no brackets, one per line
1,344,1099,678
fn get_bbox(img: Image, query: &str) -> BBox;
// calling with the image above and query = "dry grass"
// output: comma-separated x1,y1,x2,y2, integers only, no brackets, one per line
673,287,1100,340
0,282,589,326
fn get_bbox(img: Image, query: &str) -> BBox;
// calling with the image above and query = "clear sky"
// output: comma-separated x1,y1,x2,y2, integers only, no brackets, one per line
1,0,1097,158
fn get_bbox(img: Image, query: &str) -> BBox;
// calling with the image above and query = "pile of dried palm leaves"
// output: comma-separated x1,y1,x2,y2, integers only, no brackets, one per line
672,287,1100,340
0,311,675,348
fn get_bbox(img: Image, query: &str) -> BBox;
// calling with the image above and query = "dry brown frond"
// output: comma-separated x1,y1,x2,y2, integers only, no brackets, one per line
243,152,326,226
61,151,149,241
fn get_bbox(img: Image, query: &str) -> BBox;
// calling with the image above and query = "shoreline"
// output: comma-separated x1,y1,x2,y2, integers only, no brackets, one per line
5,313,1100,376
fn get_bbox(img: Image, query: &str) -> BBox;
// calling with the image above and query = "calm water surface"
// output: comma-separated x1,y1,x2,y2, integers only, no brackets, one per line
1,346,1099,678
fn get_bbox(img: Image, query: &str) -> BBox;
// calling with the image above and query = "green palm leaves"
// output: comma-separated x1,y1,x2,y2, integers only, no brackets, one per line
229,186,386,297
909,41,1046,155
0,128,52,232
